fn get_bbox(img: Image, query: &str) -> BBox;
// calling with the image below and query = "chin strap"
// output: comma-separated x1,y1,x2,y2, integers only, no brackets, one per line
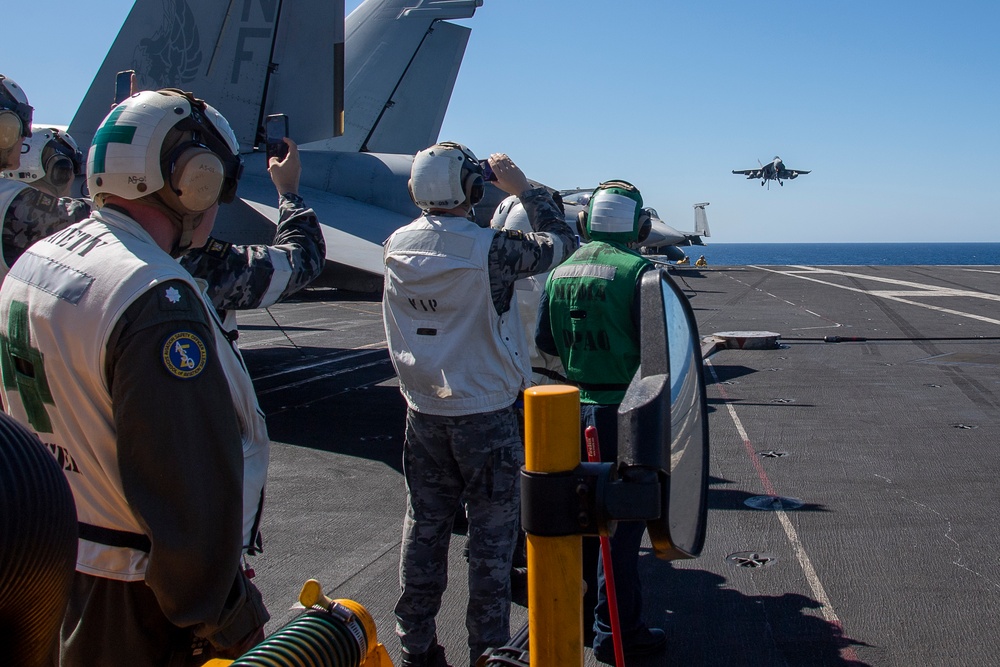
146,191,206,257
468,206,488,227
174,214,202,256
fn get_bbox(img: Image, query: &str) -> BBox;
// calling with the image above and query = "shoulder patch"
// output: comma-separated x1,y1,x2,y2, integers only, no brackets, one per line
202,237,232,259
162,331,208,379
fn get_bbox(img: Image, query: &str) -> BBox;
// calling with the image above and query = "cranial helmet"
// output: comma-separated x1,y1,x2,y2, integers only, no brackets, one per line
490,194,531,232
2,126,84,189
581,180,644,244
409,142,484,213
0,75,33,168
87,89,243,252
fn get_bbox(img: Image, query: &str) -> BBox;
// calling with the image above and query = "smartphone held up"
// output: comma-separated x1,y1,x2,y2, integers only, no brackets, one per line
479,158,497,182
114,70,135,105
264,114,289,161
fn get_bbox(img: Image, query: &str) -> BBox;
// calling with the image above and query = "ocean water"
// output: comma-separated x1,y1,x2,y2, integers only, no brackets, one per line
683,243,1000,266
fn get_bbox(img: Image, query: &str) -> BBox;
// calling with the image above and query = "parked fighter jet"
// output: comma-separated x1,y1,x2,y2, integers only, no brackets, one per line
732,156,810,187
67,0,486,292
560,190,710,262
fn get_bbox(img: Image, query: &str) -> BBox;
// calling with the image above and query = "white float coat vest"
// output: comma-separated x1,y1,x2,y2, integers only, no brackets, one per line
0,208,268,581
490,196,566,385
0,178,31,280
383,214,530,416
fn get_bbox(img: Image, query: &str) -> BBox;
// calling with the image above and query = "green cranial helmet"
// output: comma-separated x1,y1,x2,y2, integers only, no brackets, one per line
585,180,644,244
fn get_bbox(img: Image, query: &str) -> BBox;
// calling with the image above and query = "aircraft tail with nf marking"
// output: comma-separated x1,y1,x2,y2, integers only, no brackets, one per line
69,0,345,153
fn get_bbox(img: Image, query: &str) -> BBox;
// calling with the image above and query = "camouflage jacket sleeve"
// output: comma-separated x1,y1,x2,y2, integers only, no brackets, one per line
487,187,578,315
181,193,326,311
3,188,92,268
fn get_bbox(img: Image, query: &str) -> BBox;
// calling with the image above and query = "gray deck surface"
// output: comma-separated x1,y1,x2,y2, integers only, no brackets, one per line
240,265,1000,666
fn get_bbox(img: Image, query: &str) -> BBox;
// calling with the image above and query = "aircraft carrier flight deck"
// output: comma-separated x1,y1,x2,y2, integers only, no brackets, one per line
239,264,1000,667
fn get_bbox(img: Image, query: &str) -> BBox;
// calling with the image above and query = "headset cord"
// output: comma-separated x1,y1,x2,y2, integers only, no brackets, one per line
265,306,306,354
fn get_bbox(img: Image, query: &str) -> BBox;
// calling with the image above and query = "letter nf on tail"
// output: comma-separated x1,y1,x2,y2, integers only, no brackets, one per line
66,0,485,293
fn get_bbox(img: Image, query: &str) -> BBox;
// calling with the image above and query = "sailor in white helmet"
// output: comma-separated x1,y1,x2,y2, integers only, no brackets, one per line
0,88,269,665
0,87,325,318
0,75,32,173
490,193,568,386
384,143,577,666
0,74,74,278
2,125,84,198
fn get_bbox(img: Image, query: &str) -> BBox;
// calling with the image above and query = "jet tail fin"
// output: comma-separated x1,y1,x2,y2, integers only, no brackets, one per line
68,0,345,153
304,0,483,155
693,202,711,238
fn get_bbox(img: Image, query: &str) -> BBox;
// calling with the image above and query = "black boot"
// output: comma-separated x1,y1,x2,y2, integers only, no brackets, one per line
400,640,452,667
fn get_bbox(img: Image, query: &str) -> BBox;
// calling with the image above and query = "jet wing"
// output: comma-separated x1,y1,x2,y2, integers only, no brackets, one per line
213,152,416,292
732,169,762,176
232,170,410,273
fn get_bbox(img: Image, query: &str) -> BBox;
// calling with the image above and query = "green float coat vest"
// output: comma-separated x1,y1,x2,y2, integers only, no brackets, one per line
546,241,651,405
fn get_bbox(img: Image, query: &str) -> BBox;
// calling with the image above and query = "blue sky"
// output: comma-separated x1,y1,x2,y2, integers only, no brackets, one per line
5,1,999,243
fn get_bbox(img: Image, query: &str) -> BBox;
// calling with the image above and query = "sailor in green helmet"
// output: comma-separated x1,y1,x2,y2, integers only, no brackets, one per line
536,180,667,664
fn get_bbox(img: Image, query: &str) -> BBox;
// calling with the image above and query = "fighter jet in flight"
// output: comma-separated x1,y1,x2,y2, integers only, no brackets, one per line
732,156,810,187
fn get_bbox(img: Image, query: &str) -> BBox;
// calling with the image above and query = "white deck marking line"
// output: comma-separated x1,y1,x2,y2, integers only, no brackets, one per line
251,345,386,382
750,266,1000,326
257,358,391,394
707,360,857,658
960,268,1000,275
773,265,1000,299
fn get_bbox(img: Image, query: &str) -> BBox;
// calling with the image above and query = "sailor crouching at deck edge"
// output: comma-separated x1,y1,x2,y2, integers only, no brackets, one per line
0,89,269,665
382,143,577,666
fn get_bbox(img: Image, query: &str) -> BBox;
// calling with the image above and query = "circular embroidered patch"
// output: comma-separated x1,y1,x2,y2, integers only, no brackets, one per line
162,332,208,379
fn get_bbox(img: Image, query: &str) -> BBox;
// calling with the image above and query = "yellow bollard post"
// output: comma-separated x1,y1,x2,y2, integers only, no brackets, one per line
524,385,582,667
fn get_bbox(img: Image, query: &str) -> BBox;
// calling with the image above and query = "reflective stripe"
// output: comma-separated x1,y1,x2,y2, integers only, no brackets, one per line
551,263,617,281
259,246,293,308
388,228,477,259
6,251,94,304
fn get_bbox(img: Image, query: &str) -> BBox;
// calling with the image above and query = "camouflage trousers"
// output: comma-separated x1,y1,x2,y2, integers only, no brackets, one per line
395,404,522,665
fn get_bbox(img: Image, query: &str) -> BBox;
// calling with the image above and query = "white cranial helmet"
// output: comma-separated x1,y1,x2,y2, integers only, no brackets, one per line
490,194,531,232
2,126,83,186
408,141,484,212
87,89,241,212
0,75,33,169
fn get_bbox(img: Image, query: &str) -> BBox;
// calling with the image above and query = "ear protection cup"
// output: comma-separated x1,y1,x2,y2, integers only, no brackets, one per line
464,171,484,206
164,145,226,213
46,155,75,188
637,215,652,244
0,112,23,150
576,210,591,241
407,179,417,207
